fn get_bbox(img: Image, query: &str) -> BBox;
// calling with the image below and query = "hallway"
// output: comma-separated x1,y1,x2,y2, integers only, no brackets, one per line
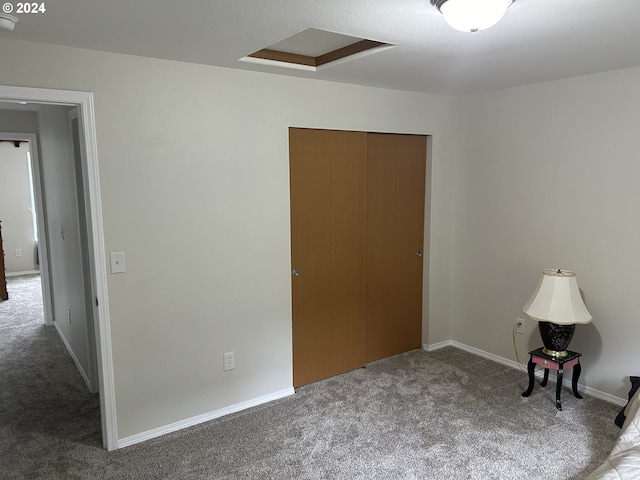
0,274,101,475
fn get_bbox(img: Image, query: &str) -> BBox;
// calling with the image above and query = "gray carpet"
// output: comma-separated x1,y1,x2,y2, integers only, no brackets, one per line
1,275,620,479
0,274,102,479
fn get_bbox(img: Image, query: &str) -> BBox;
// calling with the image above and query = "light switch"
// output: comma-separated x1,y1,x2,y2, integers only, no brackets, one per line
109,252,126,274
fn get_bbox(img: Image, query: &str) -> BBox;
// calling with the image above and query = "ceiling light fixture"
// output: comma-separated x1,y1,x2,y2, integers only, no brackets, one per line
431,0,513,33
0,13,18,31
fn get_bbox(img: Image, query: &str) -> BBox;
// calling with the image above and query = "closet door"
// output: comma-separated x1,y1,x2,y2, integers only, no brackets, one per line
365,133,426,363
289,128,367,387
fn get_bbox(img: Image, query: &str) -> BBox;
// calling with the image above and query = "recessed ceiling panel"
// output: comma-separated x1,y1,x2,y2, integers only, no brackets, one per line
268,28,364,57
243,28,391,70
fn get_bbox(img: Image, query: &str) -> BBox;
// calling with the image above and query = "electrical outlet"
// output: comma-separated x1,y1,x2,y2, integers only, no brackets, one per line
515,317,526,335
67,309,71,324
223,352,235,371
15,249,22,257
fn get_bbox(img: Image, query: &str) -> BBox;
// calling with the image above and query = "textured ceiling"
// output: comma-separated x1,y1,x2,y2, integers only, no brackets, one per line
1,0,639,96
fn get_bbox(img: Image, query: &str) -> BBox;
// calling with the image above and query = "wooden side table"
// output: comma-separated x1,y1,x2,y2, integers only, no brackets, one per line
521,347,583,411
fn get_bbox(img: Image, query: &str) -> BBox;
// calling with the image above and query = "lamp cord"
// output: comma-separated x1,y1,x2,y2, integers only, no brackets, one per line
512,322,528,372
513,322,545,383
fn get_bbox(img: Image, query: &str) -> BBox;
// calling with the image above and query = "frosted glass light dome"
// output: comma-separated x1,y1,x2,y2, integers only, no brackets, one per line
439,0,512,32
0,14,18,31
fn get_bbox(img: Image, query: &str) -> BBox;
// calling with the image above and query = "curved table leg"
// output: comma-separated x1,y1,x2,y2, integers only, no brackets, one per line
556,368,564,411
572,362,583,399
522,356,535,397
540,369,549,387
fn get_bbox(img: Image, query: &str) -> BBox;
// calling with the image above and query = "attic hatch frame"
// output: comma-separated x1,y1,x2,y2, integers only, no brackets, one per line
0,85,117,451
248,39,387,68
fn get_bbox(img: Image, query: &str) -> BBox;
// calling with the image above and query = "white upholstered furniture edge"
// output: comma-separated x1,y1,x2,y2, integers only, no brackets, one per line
585,387,640,479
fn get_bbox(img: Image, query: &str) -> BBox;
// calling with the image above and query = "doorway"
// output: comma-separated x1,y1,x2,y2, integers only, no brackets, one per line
0,133,53,324
0,86,116,450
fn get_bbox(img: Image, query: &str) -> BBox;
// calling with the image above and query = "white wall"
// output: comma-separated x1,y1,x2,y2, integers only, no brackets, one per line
454,67,640,398
0,39,458,440
37,105,96,390
0,140,38,273
0,110,39,132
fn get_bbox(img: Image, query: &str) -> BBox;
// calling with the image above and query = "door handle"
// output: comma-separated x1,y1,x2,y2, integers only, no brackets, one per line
416,251,422,257
292,268,300,277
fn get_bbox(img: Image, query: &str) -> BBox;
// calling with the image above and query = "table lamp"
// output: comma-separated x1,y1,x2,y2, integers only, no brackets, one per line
523,269,592,358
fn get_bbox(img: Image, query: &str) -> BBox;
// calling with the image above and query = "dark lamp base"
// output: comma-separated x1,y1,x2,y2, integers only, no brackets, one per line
538,322,576,358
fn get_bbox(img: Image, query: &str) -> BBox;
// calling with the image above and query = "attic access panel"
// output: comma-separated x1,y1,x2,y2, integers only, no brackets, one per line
241,28,391,70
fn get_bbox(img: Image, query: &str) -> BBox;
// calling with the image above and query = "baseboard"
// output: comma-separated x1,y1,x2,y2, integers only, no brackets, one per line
422,340,452,352
53,321,93,391
117,387,296,449
6,270,40,277
423,340,626,406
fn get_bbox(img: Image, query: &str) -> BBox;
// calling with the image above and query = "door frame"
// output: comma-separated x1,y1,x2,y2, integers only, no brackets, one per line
68,106,99,393
0,85,117,450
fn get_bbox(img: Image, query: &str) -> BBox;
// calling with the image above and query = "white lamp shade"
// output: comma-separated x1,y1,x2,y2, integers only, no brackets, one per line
523,269,593,325
439,0,512,32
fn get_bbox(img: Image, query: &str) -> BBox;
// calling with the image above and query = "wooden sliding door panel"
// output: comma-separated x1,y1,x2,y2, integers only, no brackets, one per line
365,133,426,363
289,128,367,387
